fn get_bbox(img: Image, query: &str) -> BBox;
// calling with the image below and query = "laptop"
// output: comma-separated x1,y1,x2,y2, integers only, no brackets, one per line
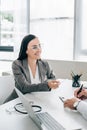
15,88,82,130
15,88,65,130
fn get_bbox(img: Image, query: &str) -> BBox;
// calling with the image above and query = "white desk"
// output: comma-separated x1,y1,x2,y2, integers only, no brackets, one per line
0,79,87,130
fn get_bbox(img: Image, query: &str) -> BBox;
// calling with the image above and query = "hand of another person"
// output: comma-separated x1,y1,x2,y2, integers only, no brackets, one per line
64,98,80,110
74,88,87,100
47,80,60,89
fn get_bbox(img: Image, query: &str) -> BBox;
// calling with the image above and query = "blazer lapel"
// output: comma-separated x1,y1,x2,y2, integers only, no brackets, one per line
22,59,31,83
38,60,46,82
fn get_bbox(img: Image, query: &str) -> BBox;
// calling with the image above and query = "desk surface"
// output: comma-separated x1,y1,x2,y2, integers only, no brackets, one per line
0,79,87,130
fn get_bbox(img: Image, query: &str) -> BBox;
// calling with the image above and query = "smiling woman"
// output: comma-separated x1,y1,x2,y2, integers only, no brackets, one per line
4,34,60,103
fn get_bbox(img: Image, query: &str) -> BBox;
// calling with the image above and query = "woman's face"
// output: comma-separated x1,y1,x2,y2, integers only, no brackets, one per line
26,38,42,60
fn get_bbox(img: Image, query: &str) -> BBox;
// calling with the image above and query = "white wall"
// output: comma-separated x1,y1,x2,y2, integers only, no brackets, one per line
47,59,87,81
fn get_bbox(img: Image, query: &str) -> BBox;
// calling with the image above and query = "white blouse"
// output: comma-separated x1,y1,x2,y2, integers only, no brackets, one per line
28,65,41,84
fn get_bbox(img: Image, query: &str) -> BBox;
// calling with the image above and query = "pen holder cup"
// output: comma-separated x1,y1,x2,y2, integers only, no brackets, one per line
72,75,81,87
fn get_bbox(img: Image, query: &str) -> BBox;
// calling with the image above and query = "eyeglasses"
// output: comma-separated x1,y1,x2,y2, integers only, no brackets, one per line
31,44,41,50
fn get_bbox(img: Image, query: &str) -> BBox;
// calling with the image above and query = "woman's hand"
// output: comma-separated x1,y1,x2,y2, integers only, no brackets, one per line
64,98,79,110
48,80,60,89
74,88,87,100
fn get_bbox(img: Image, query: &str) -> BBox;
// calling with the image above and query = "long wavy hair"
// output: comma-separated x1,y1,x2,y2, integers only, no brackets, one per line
17,34,36,60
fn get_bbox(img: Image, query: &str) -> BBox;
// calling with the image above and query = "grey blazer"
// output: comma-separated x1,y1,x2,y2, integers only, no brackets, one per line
4,59,56,103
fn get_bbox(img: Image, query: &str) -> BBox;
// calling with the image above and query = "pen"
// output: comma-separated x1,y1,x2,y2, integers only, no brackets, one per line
71,71,75,77
77,84,83,95
59,96,65,103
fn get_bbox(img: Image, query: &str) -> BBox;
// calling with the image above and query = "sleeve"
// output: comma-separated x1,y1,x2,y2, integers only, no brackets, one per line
77,101,87,120
12,60,50,94
43,61,56,80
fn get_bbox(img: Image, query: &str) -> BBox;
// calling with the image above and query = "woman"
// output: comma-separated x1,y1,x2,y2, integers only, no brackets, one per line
4,34,60,103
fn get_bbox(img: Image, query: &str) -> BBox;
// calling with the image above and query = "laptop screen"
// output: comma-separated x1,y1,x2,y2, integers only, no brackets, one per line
15,88,42,129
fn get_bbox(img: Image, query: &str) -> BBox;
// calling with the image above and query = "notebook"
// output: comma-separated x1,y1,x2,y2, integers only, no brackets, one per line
15,88,82,130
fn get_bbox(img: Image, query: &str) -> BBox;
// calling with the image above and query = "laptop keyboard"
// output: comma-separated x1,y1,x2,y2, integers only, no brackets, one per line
36,112,65,130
